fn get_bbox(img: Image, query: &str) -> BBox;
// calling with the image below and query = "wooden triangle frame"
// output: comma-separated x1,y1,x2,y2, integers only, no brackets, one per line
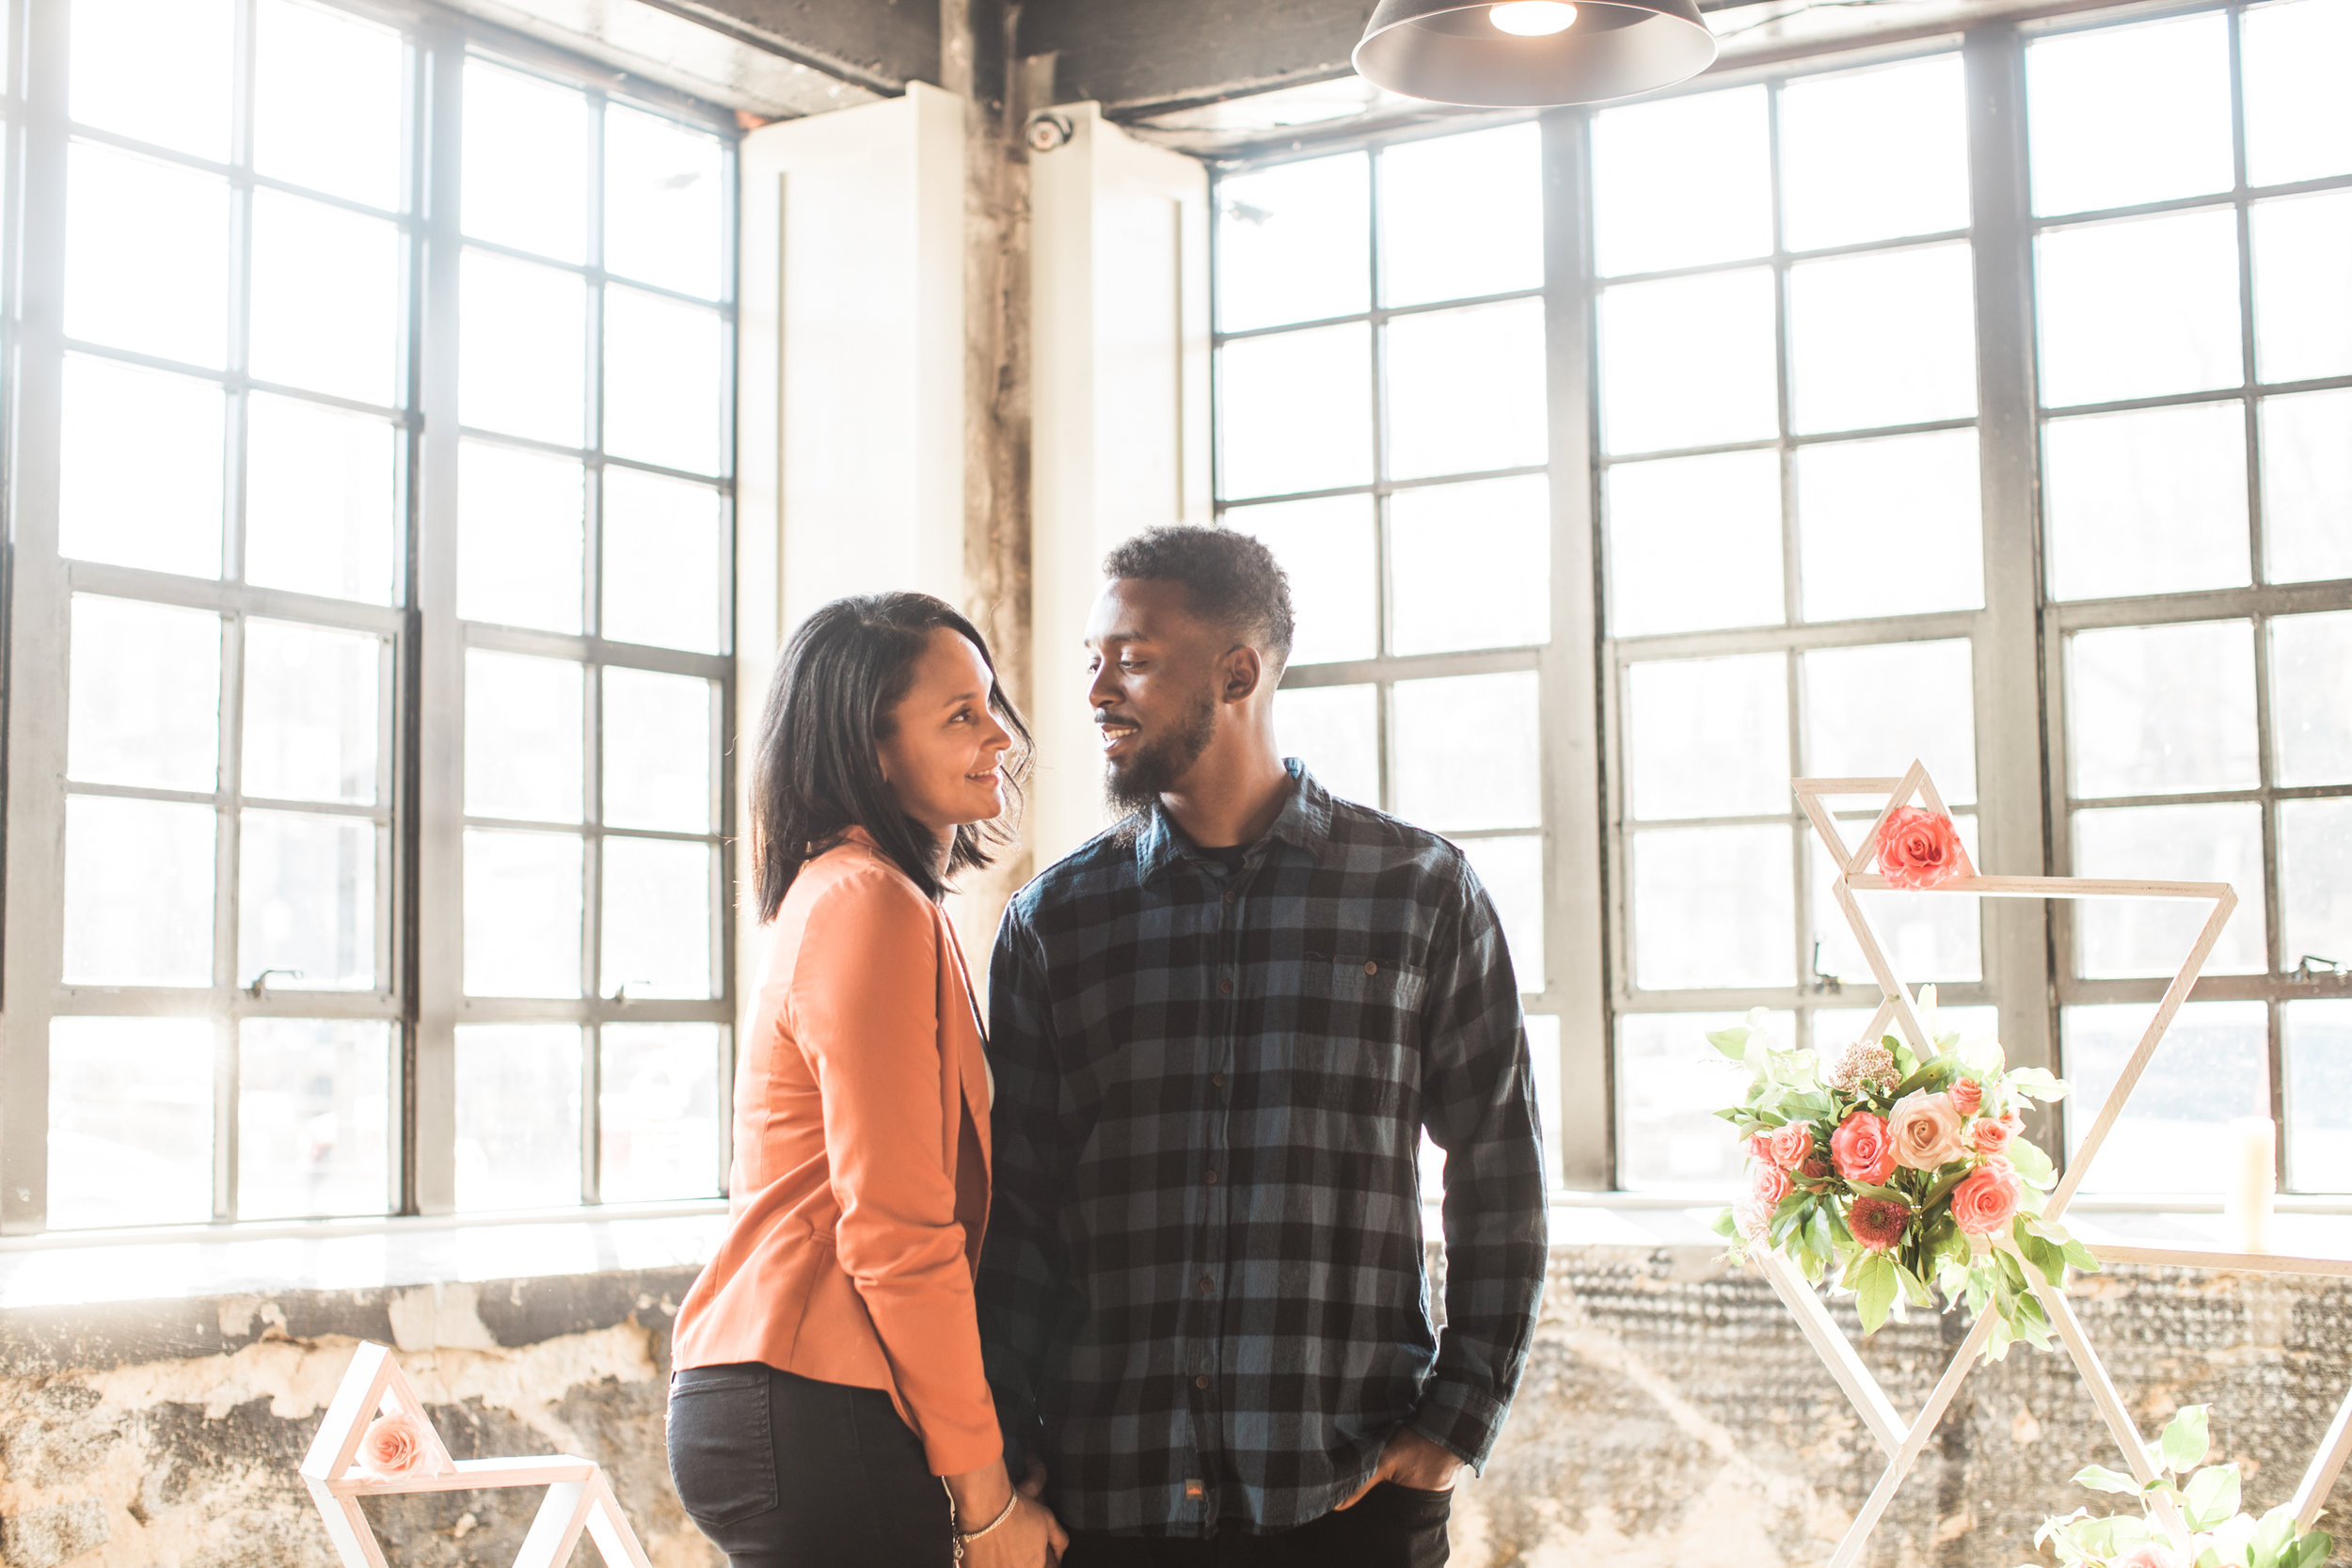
1775,762,2352,1566
299,1341,653,1568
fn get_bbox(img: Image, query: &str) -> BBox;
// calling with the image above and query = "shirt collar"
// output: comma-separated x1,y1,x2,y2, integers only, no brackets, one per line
1131,759,1332,883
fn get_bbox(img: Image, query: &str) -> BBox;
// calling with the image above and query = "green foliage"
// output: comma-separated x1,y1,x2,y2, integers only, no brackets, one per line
2030,1408,2332,1568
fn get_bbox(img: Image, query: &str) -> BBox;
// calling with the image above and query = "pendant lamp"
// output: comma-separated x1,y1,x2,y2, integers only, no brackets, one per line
1354,0,1717,106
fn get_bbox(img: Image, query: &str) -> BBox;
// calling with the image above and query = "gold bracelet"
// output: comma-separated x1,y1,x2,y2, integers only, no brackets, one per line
948,1489,1019,1561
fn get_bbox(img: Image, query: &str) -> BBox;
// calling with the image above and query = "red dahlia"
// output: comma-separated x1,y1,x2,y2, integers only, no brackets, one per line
1848,1196,1913,1252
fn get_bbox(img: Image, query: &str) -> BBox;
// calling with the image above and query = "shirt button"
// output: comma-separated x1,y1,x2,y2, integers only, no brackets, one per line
1204,1169,1218,1184
1198,1275,1214,1293
1211,1072,1226,1088
1364,959,1379,976
1222,889,1237,904
1217,978,1234,996
1195,1374,1211,1390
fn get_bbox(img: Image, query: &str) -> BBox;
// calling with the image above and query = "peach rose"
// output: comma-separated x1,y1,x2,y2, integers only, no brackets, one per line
1876,806,1965,891
1830,1111,1899,1186
1752,1161,1793,1209
1765,1122,1814,1172
358,1411,439,1479
1889,1090,1968,1170
1950,1162,2024,1237
1972,1117,2015,1156
1848,1195,1912,1251
1949,1079,1982,1116
2114,1544,2182,1568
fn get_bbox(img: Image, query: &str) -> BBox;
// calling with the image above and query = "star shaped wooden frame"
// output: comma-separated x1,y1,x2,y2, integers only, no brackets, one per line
300,1341,653,1568
1768,762,2352,1567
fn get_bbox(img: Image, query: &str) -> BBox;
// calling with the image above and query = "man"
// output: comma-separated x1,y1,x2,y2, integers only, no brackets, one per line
977,526,1547,1566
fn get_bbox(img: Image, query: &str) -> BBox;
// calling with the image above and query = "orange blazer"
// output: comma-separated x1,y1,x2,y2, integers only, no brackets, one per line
672,828,998,1476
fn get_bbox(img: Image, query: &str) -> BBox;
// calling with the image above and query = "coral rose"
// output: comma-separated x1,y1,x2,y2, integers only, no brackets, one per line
1950,1162,2024,1237
1888,1090,1968,1170
1831,1111,1899,1185
1876,806,1965,891
1765,1122,1814,1171
358,1411,438,1479
1949,1079,1982,1116
1972,1116,2015,1156
1751,1161,1793,1209
1848,1196,1912,1251
1747,1130,1775,1163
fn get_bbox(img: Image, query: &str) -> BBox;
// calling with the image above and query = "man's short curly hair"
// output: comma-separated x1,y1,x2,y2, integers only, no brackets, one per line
1104,526,1296,674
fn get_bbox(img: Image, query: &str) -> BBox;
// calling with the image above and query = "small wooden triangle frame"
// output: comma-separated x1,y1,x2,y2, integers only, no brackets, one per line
299,1341,653,1568
1774,762,2352,1567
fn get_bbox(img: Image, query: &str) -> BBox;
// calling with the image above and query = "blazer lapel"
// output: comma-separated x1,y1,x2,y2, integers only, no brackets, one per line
936,907,993,1174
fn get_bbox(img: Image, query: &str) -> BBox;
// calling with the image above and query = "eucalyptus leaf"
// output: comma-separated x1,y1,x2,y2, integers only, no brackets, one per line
2007,1137,2058,1186
2184,1463,2241,1530
2073,1465,2142,1495
2162,1405,2213,1474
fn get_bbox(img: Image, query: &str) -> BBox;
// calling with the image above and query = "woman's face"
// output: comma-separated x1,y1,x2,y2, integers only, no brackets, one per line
878,627,1014,837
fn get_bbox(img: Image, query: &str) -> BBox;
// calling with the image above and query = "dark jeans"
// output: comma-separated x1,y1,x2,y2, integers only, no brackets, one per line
666,1363,953,1568
1063,1484,1452,1568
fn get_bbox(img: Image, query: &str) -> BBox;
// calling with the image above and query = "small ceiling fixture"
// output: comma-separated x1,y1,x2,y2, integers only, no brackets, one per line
1354,0,1716,106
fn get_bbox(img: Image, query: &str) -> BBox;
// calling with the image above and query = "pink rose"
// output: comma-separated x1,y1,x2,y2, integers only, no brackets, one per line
1950,1162,2024,1237
1973,1117,2015,1156
1830,1112,1899,1186
2114,1544,2182,1568
357,1411,439,1479
1747,1131,1774,1163
1848,1195,1912,1251
1752,1161,1793,1209
1949,1079,1982,1116
1876,806,1965,891
1733,1194,1770,1242
1765,1122,1814,1172
1888,1090,1968,1169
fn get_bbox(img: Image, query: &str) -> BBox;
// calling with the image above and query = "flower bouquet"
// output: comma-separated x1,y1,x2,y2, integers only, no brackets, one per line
1709,986,2099,1358
2029,1405,2332,1568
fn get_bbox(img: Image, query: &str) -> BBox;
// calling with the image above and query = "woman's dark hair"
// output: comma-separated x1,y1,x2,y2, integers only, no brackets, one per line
750,593,1032,919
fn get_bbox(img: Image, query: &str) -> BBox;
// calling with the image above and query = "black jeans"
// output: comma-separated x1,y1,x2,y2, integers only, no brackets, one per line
666,1363,953,1568
1062,1484,1452,1568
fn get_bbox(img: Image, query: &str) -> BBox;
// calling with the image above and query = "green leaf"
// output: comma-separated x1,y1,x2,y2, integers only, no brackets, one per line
2250,1507,2298,1568
2007,1136,2058,1187
1707,1026,1753,1059
2162,1405,2213,1474
1891,1052,1963,1100
2008,1066,2069,1102
2290,1532,2333,1568
2185,1463,2241,1531
1895,1260,1937,1309
1852,1250,1898,1334
2073,1465,2142,1495
2062,1237,2104,1274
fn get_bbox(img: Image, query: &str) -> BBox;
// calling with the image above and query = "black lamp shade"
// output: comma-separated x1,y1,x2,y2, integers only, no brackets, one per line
1354,0,1718,106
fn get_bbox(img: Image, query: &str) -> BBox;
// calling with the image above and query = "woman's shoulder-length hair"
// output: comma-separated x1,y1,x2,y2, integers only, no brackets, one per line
749,592,1032,920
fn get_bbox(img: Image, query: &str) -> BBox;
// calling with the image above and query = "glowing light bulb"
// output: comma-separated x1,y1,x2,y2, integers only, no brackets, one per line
1490,0,1578,34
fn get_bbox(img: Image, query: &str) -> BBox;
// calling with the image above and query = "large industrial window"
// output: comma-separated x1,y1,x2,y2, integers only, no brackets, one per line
0,0,738,1234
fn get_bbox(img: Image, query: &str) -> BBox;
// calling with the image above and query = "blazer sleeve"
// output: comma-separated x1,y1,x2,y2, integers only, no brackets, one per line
788,866,1001,1476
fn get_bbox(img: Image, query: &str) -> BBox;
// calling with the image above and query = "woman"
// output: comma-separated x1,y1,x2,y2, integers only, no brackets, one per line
668,594,1064,1568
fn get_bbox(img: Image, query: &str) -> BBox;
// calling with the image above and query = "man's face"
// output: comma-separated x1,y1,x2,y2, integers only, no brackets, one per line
1085,578,1223,813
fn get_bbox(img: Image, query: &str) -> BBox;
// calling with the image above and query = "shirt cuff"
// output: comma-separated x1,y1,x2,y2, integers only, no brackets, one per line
1409,1378,1509,1474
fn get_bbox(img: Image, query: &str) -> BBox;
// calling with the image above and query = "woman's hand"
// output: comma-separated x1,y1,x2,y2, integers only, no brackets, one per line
963,1494,1067,1567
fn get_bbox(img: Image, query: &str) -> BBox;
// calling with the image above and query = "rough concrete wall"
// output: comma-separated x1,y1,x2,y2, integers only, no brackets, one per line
6,1251,2351,1568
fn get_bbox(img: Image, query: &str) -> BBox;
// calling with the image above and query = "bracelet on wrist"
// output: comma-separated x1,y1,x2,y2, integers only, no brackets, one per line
947,1488,1019,1561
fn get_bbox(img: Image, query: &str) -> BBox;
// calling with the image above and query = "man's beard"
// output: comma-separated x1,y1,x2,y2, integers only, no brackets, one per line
1103,689,1217,815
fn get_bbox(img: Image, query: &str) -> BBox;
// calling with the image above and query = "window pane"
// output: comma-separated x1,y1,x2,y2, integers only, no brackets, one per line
68,594,220,792
1598,269,1778,455
66,142,229,369
1617,1011,1789,1190
1788,244,1976,435
1780,55,1969,251
464,829,583,997
1216,152,1368,333
60,355,224,578
1626,654,1788,820
238,1019,392,1220
49,1017,215,1229
602,837,714,999
1460,835,1543,992
2044,403,2250,600
462,61,588,261
602,467,724,653
249,191,402,406
2286,999,2352,1193
64,795,216,987
245,395,399,606
2262,388,2352,585
2037,210,2242,407
1228,496,1375,666
466,649,583,823
1814,1004,1998,1053
2073,801,2265,976
2280,799,2352,975
605,287,724,475
1606,449,1783,636
601,1023,722,1202
1277,684,1379,807
460,440,585,633
1217,325,1373,499
253,0,405,210
2243,0,2352,188
69,0,233,160
1378,124,1541,308
246,620,381,805
1391,671,1539,832
1592,86,1772,277
2251,191,2352,386
1801,640,1978,804
455,1023,581,1210
604,104,726,299
460,250,585,447
1632,825,1795,990
2273,610,2352,786
1797,429,1984,621
240,810,378,990
603,667,713,833
1384,298,1547,482
2068,621,2258,799
1390,476,1549,656
2062,1000,2265,1195
2026,12,2233,216
1811,816,1983,986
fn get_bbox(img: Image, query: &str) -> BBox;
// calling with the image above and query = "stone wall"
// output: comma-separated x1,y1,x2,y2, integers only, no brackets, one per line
4,1248,2348,1568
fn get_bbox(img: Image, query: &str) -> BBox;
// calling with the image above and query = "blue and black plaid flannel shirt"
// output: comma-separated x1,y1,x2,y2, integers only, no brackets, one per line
976,762,1548,1537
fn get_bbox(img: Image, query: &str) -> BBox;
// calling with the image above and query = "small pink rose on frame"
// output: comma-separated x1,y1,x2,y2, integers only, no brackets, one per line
1763,1122,1814,1172
1875,806,1966,891
2113,1544,2184,1568
357,1410,442,1479
1751,1161,1793,1209
1949,1079,1982,1116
